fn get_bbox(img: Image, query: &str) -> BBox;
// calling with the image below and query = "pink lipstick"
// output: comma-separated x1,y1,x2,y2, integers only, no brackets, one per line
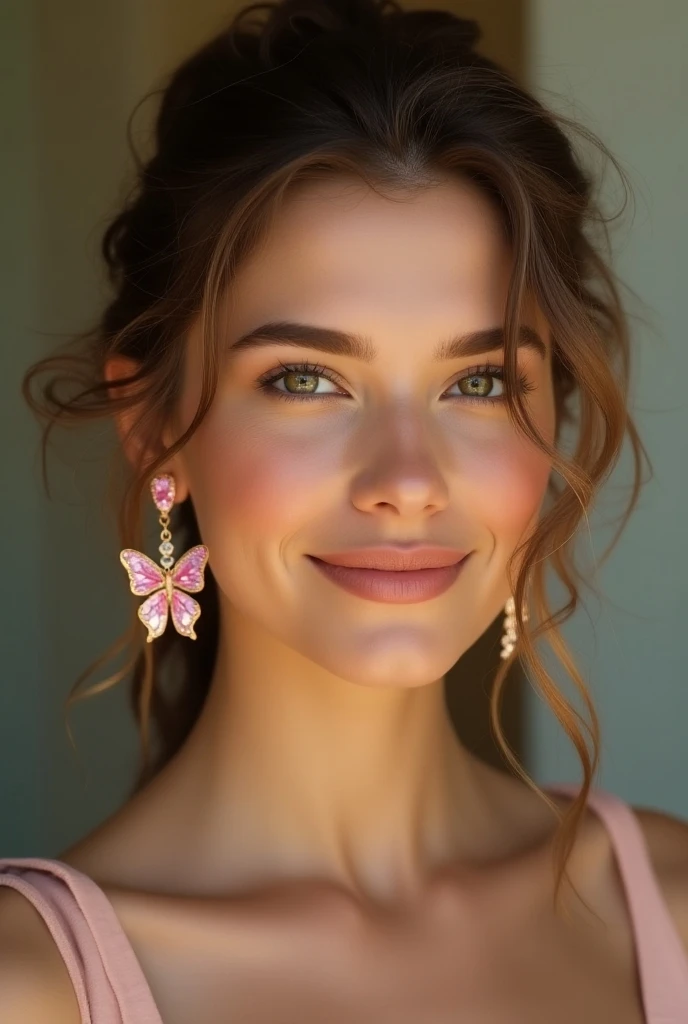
307,546,470,604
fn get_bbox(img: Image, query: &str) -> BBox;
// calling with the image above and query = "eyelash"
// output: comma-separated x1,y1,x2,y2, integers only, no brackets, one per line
253,361,536,407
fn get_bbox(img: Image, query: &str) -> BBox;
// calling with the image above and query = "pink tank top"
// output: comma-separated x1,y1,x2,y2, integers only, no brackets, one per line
0,783,687,1023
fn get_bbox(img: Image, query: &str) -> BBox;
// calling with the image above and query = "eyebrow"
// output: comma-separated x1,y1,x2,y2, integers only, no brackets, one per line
228,320,547,362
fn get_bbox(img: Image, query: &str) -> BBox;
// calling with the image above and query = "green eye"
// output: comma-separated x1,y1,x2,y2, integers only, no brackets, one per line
455,372,504,399
253,361,535,407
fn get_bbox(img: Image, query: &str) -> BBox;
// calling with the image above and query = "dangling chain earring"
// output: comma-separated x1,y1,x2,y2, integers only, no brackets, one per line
500,594,529,660
120,473,209,643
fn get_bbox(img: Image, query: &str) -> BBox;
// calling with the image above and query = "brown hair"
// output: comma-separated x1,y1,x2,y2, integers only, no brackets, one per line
23,0,652,921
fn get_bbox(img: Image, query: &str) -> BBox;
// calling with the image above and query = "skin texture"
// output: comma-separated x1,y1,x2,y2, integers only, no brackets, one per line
98,175,557,903
18,173,683,1023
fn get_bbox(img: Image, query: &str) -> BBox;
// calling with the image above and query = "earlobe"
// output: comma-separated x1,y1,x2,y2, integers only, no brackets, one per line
162,463,190,505
159,422,190,505
104,356,190,503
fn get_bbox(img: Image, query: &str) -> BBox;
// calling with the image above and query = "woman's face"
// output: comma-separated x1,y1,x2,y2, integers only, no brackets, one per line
171,175,556,688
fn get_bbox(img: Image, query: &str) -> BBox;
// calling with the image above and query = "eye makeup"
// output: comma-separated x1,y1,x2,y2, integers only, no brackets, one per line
252,360,536,408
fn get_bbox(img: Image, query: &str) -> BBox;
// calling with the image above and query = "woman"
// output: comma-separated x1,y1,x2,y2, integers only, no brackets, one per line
1,0,687,1020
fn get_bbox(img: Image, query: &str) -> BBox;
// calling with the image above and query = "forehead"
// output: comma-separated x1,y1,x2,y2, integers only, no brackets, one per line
227,174,515,319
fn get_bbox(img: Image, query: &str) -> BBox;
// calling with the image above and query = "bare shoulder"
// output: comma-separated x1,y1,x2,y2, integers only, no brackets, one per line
632,804,688,954
0,885,81,1022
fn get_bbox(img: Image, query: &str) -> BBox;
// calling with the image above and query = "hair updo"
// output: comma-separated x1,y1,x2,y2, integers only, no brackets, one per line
23,0,650,920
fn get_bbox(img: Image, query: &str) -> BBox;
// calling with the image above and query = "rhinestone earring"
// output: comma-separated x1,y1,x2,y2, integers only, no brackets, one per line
120,473,209,643
500,595,529,660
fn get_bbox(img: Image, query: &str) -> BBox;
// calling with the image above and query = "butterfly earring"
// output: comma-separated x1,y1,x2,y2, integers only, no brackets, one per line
120,474,209,643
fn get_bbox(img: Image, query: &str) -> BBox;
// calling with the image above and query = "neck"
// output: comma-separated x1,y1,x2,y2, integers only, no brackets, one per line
75,605,525,908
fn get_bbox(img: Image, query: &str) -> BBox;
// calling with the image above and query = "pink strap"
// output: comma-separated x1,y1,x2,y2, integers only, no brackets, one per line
548,783,688,1023
2,786,688,1024
0,857,163,1024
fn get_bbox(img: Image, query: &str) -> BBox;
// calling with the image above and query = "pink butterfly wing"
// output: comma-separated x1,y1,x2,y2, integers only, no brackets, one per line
120,549,166,596
169,545,209,593
138,590,169,643
170,588,201,640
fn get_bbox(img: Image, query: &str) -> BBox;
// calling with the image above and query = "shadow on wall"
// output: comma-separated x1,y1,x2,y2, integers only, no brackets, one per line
445,616,526,773
443,0,527,775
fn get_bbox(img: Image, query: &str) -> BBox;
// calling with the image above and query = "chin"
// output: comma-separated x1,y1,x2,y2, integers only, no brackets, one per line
305,629,461,690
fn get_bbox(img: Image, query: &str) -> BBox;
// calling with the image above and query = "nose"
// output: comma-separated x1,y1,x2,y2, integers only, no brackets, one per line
349,403,451,518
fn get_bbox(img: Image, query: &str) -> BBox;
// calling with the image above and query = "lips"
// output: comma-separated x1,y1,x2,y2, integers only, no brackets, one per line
311,547,468,572
307,548,473,602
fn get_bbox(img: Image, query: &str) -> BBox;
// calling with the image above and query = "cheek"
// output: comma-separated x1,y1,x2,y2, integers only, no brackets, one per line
177,366,554,567
462,429,552,547
181,405,341,543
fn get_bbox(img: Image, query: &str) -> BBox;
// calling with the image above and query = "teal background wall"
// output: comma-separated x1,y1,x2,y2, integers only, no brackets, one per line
1,0,258,856
526,0,688,813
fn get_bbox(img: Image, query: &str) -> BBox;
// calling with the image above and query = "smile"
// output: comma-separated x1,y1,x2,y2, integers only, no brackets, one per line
306,554,470,604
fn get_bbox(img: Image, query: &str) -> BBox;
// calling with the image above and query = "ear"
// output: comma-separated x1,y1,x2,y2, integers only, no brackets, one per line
104,355,190,504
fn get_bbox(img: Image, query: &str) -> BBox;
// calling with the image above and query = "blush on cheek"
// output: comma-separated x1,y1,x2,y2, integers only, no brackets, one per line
187,415,343,549
224,451,314,535
462,433,551,551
